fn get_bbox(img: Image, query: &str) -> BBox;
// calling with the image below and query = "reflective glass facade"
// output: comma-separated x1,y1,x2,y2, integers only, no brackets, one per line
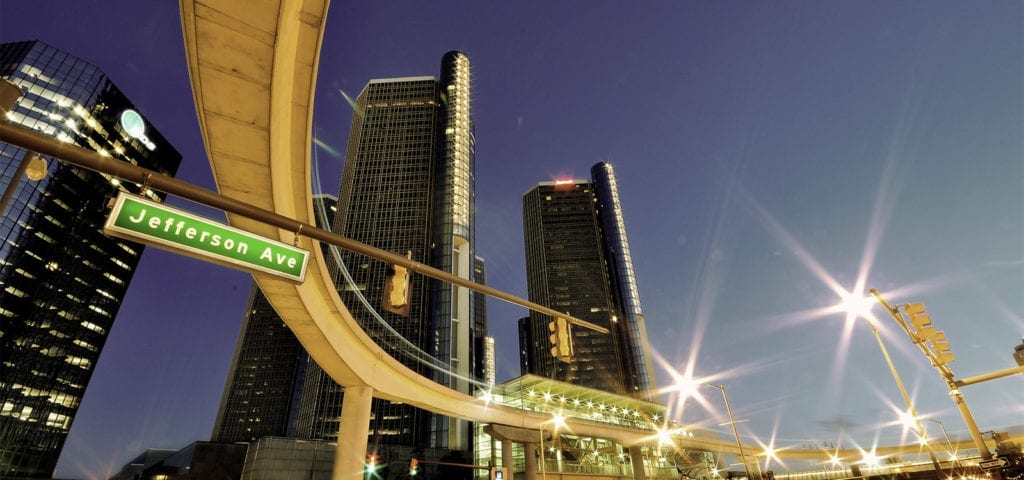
590,162,657,398
212,285,307,442
211,195,336,443
295,52,479,452
0,41,181,477
520,163,655,399
473,256,493,386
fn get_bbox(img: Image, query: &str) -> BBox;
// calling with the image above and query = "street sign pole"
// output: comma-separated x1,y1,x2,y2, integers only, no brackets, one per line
980,458,1008,471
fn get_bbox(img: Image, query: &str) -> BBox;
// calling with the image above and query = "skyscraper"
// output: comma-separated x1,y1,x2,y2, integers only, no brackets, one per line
211,284,306,443
472,256,494,387
211,194,337,443
295,51,479,451
520,162,656,399
0,41,181,477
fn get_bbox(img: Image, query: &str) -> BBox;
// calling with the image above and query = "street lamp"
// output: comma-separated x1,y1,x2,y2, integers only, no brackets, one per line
1,79,48,217
539,411,565,479
926,417,962,472
1,150,48,217
703,383,754,480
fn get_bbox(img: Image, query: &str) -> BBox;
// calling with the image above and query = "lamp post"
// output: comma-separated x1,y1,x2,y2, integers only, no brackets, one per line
704,383,754,480
540,412,564,480
926,417,960,473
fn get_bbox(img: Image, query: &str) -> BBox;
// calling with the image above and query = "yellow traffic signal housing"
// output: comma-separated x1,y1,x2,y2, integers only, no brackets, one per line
382,251,412,316
548,317,573,362
906,304,955,364
905,303,937,341
490,466,509,480
409,457,419,476
930,332,955,365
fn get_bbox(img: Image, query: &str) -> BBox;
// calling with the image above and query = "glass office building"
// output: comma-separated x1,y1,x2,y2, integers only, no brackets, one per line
294,51,481,452
211,194,337,443
520,162,656,400
0,40,181,477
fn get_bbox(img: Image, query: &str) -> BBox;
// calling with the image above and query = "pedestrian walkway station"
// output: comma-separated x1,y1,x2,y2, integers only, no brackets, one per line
476,375,720,480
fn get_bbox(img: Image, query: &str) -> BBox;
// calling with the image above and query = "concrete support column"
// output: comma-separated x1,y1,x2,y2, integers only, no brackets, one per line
334,385,373,479
524,442,539,480
501,439,514,477
629,445,646,480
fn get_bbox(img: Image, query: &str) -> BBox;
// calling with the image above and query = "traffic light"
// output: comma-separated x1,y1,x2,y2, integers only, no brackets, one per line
366,454,378,474
906,303,955,365
382,251,412,316
930,331,955,365
490,466,509,480
409,457,419,476
548,317,573,362
905,303,937,341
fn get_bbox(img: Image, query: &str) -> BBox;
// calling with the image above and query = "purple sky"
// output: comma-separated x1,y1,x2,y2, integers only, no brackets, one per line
2,2,1022,478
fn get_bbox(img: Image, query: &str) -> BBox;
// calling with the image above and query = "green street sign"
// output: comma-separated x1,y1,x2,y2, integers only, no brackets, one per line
104,192,309,283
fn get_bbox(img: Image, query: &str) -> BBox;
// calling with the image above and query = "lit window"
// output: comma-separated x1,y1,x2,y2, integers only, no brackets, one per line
103,272,124,285
33,231,55,243
46,412,71,428
73,339,97,352
65,355,92,369
80,321,106,334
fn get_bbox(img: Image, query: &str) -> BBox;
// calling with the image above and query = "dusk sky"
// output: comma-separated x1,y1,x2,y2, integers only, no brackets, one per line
2,1,1022,478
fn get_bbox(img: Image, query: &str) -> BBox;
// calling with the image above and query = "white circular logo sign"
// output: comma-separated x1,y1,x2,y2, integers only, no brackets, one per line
120,109,146,138
119,109,156,151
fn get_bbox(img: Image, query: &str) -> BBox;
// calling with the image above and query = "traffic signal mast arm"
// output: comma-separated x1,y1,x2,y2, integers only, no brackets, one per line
0,121,608,335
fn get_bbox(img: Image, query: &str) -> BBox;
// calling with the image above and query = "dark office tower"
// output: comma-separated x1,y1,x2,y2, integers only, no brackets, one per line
517,316,534,378
472,256,490,386
520,162,656,400
296,52,477,451
212,195,337,443
0,41,181,477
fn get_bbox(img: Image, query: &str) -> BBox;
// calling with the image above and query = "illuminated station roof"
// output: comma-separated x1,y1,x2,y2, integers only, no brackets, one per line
484,374,708,438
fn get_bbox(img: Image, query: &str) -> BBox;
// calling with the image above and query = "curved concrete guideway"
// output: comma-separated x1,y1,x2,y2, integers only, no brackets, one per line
178,2,658,476
177,1,1003,477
